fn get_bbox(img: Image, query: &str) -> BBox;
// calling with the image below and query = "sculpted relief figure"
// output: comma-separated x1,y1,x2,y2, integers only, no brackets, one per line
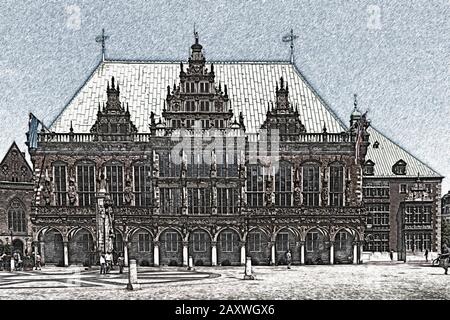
68,178,78,206
41,177,54,206
124,179,134,205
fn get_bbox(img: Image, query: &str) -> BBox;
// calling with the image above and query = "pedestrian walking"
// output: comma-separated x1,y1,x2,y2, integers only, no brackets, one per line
424,249,429,262
0,253,5,271
35,253,42,270
390,250,394,261
105,251,112,273
99,254,106,275
117,253,124,274
285,250,292,269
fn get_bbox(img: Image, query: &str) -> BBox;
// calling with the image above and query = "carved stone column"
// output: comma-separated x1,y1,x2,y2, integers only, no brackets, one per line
353,242,358,264
269,241,276,265
329,241,335,265
153,241,160,266
182,241,189,267
153,151,160,215
211,241,217,266
239,241,246,266
299,241,305,264
63,241,69,267
123,240,129,267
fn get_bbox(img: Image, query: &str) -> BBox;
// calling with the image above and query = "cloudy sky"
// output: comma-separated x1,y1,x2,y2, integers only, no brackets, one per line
0,0,449,191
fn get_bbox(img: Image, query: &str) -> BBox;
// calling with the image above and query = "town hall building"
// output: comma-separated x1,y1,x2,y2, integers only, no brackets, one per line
0,33,443,267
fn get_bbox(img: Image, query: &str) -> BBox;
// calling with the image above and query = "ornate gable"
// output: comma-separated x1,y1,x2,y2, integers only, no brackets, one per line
0,142,33,183
90,76,137,141
162,32,242,131
260,76,306,140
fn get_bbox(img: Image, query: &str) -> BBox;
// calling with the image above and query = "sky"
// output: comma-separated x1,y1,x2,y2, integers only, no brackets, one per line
0,0,449,192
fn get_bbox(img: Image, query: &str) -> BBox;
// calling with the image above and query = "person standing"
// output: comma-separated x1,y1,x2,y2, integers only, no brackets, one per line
390,250,394,261
99,254,106,275
286,250,292,269
117,253,125,274
424,249,429,262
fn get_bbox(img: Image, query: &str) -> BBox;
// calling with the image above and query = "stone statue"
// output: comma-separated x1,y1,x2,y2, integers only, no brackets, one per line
41,177,54,206
68,178,78,206
124,179,134,205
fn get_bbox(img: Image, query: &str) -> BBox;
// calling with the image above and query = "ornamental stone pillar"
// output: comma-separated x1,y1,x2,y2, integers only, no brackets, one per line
300,241,305,264
123,241,129,267
353,242,358,264
330,241,335,265
239,241,246,266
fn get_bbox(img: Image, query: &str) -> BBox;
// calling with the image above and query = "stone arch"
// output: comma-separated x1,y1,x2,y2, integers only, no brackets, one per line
11,238,24,256
246,227,271,265
305,227,330,265
39,227,64,265
213,226,243,242
274,227,300,265
69,227,95,266
331,227,360,242
216,228,241,266
155,227,183,241
159,228,183,266
128,227,153,266
333,228,355,264
188,228,213,266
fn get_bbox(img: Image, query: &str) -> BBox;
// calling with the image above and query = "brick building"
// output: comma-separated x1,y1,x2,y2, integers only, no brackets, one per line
0,142,34,256
8,34,442,266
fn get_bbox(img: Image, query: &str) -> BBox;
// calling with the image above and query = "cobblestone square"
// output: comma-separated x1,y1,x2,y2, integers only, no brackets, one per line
0,262,448,300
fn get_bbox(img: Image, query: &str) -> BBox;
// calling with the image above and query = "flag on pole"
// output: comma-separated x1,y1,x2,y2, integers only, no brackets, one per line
26,113,49,148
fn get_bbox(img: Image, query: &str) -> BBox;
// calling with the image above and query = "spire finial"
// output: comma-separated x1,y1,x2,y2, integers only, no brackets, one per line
282,28,298,64
95,28,110,61
70,121,73,133
354,93,358,109
111,76,115,89
194,23,199,44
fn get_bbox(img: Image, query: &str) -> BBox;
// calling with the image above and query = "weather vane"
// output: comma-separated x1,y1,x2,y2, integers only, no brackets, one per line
282,29,298,64
95,28,110,61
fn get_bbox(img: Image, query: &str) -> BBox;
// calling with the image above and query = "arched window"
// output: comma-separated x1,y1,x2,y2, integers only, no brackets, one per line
275,161,292,207
329,164,344,207
76,161,95,207
8,199,26,233
302,163,320,206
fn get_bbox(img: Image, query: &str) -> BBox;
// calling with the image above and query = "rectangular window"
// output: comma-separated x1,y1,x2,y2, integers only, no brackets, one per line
275,164,292,207
329,166,344,206
200,82,210,93
187,153,209,178
185,101,195,112
134,165,152,206
303,165,320,206
138,233,151,252
159,152,181,177
247,165,265,207
400,184,407,194
217,188,239,214
192,232,207,252
201,120,210,129
276,233,289,252
54,164,67,206
200,101,210,111
185,82,195,93
306,232,319,252
106,164,124,206
160,188,182,214
77,164,95,207
187,188,211,214
165,232,178,252
221,232,234,252
249,232,262,252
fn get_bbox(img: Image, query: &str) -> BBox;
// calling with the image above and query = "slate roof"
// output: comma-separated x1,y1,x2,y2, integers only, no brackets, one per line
50,60,346,134
365,127,442,178
48,59,442,179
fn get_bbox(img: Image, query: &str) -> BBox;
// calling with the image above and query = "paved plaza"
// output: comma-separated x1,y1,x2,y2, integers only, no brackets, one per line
0,262,448,300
